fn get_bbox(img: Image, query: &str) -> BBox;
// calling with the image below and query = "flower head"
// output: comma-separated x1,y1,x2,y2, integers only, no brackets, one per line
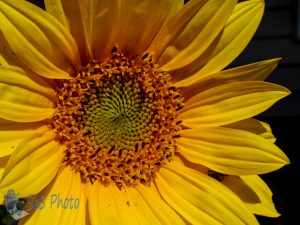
0,0,290,224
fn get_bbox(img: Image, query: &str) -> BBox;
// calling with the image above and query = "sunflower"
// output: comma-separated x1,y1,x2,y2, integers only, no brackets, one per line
0,0,290,224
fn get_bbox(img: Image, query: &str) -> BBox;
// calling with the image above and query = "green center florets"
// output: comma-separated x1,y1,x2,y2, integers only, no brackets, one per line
80,72,155,151
53,52,183,187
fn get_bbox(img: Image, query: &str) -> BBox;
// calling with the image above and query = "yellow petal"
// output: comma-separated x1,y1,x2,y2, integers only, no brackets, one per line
90,182,180,225
45,0,183,62
0,29,22,67
0,155,9,178
156,162,259,225
0,155,9,204
43,0,69,29
0,0,80,78
167,31,221,85
179,81,290,128
0,126,64,198
0,139,20,157
174,0,265,87
0,52,8,66
19,167,86,225
124,187,167,225
241,175,280,217
44,0,95,61
177,127,289,175
178,58,280,98
88,182,131,225
0,65,56,101
0,40,9,66
45,0,119,62
136,184,185,225
225,118,276,143
223,175,280,217
115,0,184,56
0,118,43,157
0,51,6,65
156,0,236,71
0,73,56,122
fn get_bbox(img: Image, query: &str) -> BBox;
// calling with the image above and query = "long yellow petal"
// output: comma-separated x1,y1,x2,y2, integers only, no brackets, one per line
135,184,185,225
45,0,120,62
45,0,97,61
223,175,280,217
115,0,184,56
0,0,80,78
123,187,166,224
0,67,56,122
177,127,289,175
0,118,43,157
45,0,183,62
0,127,64,198
156,162,259,225
225,118,276,143
241,175,280,217
156,0,236,71
179,81,290,128
0,32,18,66
19,167,86,225
0,65,56,101
178,59,280,97
89,181,180,225
88,182,133,225
174,0,265,87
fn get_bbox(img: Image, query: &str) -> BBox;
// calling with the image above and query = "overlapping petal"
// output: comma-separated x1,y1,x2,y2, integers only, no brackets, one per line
0,66,56,100
179,58,280,100
223,175,280,217
135,185,185,225
0,30,22,66
0,118,44,157
0,0,80,78
179,81,290,128
89,181,184,225
152,0,236,71
19,167,86,225
114,0,184,56
0,66,56,122
45,0,115,61
174,0,265,87
177,127,289,175
225,118,276,143
156,161,259,225
44,0,183,62
0,127,64,198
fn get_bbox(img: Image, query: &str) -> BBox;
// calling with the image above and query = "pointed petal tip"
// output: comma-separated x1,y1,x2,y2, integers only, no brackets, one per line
283,156,291,165
280,87,292,96
267,57,281,64
267,82,291,97
271,151,290,170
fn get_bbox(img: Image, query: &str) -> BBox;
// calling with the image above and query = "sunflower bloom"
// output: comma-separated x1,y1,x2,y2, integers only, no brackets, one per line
0,0,290,224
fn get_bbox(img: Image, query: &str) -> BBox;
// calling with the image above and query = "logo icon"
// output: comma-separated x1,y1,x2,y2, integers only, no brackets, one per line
4,189,28,220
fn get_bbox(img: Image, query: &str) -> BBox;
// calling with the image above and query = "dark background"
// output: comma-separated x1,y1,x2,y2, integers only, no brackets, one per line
1,0,299,225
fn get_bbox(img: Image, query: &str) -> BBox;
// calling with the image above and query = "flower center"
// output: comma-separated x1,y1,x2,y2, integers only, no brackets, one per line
52,52,183,187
